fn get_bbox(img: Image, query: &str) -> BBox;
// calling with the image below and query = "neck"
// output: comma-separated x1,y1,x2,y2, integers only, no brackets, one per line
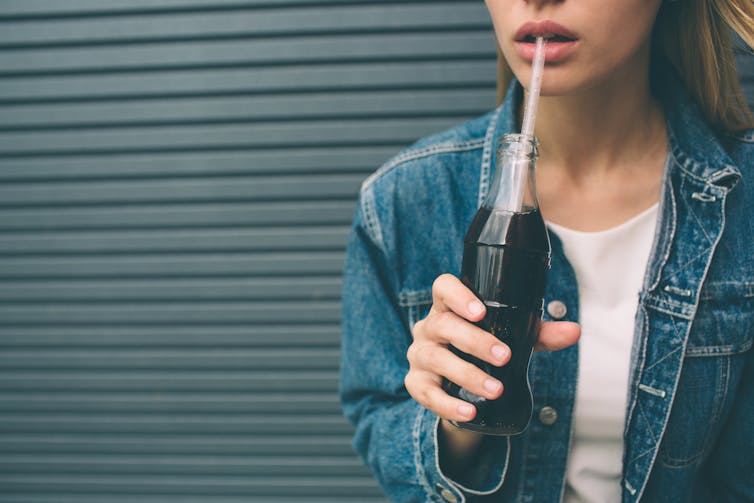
524,52,666,179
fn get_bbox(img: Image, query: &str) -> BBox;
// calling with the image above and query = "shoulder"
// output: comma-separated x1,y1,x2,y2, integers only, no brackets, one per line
360,109,495,195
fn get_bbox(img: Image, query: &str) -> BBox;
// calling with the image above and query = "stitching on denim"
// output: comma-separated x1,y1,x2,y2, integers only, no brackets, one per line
645,303,693,321
433,415,510,496
625,303,650,453
643,345,682,374
412,406,438,502
399,289,434,307
658,245,713,284
629,445,655,464
669,314,684,345
647,154,676,292
699,281,754,300
683,179,715,245
361,139,486,192
638,401,659,445
686,337,754,356
726,129,754,143
670,143,735,185
360,187,385,253
478,106,502,207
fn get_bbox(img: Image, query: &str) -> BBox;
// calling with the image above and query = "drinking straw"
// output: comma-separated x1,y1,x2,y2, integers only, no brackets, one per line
521,36,546,138
508,36,546,211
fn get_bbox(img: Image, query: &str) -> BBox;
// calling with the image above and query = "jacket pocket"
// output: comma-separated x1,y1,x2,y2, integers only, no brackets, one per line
399,288,434,329
659,281,753,467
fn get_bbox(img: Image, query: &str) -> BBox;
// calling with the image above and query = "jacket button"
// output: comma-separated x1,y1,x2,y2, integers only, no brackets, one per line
539,406,558,425
437,485,458,503
547,300,567,320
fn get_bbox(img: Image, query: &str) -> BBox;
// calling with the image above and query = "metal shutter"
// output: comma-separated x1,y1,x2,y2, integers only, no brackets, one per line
0,1,497,501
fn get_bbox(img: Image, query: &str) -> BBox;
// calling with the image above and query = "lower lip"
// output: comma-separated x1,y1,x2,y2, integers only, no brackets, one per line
515,40,579,63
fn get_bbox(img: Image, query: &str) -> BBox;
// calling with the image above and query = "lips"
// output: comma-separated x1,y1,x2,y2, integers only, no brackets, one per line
514,20,579,63
514,20,578,43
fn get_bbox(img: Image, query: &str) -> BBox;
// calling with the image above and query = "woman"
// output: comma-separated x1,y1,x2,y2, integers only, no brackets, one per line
341,0,754,501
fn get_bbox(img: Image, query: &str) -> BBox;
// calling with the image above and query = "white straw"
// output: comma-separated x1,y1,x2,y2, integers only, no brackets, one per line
507,37,546,212
520,36,546,138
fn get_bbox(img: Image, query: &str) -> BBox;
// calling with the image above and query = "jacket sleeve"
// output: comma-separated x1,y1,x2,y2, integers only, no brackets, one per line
339,194,509,503
707,347,754,501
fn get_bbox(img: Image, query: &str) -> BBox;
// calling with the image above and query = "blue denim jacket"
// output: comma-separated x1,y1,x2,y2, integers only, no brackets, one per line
340,68,754,502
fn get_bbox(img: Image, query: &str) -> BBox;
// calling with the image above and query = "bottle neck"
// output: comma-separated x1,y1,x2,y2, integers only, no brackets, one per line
483,134,539,213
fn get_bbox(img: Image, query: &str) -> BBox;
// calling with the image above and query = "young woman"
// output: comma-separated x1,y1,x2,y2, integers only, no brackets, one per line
341,0,754,501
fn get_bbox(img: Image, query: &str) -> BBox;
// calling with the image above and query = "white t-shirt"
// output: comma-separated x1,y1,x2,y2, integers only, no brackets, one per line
547,203,659,503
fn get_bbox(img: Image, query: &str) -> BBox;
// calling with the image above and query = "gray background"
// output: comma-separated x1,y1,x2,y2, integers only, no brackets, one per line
0,1,751,502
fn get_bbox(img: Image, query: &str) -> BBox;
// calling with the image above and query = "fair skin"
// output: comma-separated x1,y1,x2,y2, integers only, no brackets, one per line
406,0,668,469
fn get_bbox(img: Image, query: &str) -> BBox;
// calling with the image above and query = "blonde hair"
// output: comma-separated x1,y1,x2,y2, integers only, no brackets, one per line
496,0,754,133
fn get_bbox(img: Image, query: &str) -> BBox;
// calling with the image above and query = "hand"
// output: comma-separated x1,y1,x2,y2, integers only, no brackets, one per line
405,273,580,424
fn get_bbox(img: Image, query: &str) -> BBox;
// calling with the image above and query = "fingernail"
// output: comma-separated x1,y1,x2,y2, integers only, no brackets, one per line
468,301,484,316
491,345,508,361
458,404,474,418
484,379,501,394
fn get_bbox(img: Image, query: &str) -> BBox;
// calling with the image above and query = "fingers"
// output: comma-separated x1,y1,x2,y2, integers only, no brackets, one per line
405,370,477,423
416,310,509,367
535,321,581,351
407,343,503,401
430,274,486,322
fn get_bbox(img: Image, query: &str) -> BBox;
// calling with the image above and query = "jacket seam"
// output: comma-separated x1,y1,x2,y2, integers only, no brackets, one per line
433,415,510,496
413,406,438,502
361,138,486,192
686,338,753,356
359,186,386,254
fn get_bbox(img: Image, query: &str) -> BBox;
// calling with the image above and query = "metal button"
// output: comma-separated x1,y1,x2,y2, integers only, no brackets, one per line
539,406,558,426
438,486,458,503
547,300,567,320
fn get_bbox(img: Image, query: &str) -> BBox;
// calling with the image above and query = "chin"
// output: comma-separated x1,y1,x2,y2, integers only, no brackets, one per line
511,64,592,97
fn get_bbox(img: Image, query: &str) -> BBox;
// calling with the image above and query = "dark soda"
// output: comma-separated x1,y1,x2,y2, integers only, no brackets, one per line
442,205,550,435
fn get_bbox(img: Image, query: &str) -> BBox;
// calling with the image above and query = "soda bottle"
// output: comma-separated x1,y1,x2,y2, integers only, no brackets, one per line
442,133,550,435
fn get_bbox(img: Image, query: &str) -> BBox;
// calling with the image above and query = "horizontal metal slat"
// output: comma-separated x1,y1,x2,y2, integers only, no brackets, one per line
0,325,341,347
0,347,341,370
0,32,493,74
0,117,468,156
0,89,492,129
0,146,398,181
0,60,494,102
0,434,357,455
0,4,487,45
0,370,339,391
0,474,382,497
0,496,386,503
0,0,449,16
0,454,370,477
0,201,356,231
0,277,342,301
0,174,363,206
0,391,343,413
0,226,350,254
0,413,351,434
0,251,346,278
0,300,341,325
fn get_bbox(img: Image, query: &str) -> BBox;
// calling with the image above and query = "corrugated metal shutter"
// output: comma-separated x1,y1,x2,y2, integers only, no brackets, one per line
0,1,497,501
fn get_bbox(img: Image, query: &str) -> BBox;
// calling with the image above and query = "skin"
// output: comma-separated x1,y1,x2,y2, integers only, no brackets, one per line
406,0,668,469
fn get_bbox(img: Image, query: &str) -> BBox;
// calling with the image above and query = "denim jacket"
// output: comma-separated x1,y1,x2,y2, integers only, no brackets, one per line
340,68,754,502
